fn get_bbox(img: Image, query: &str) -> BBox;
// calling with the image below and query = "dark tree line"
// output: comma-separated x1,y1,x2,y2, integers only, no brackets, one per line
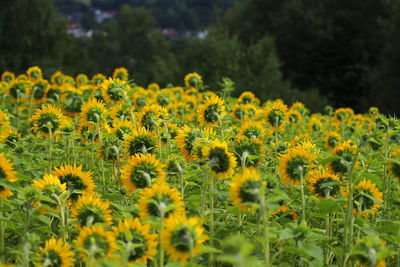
1,0,399,113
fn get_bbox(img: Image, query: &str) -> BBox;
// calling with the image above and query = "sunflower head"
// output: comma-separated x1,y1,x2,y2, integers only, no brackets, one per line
234,136,264,168
329,140,358,175
123,127,157,156
27,66,43,81
61,85,84,115
71,193,113,228
352,179,383,217
1,71,15,83
202,140,237,179
197,96,226,126
50,71,65,86
99,136,122,162
389,148,400,180
239,121,266,140
32,174,66,207
37,237,74,267
278,144,317,187
184,72,202,88
147,82,160,92
75,225,117,262
238,91,258,105
306,170,342,198
112,218,157,264
175,126,211,161
287,109,302,124
166,154,185,179
80,98,108,126
351,236,387,267
334,108,354,122
8,80,29,100
368,107,380,118
92,73,106,86
138,181,184,221
325,131,341,150
52,164,95,201
137,104,168,131
230,168,262,211
101,78,128,104
113,67,129,81
0,153,17,199
109,104,132,122
291,102,309,116
30,105,66,136
162,213,207,264
264,101,288,128
30,79,48,104
121,153,165,193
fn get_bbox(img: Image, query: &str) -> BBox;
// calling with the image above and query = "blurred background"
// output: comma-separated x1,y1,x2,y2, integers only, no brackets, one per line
0,0,399,114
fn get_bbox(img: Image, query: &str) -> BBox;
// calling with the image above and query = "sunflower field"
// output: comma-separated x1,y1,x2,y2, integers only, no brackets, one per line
0,67,399,267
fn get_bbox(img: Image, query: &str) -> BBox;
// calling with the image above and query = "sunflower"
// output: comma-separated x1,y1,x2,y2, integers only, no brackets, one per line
325,131,341,150
137,104,168,132
32,174,66,209
334,108,354,122
0,153,17,199
60,84,84,116
184,72,202,88
287,109,302,124
30,104,67,136
113,67,129,81
8,80,30,101
309,117,323,132
101,78,128,104
52,164,95,201
112,218,157,264
229,168,262,211
147,82,160,92
71,193,113,228
264,101,288,128
238,91,258,105
368,107,380,118
201,140,237,179
239,121,266,140
121,153,165,193
99,136,122,162
0,109,10,130
352,237,387,267
306,170,341,198
37,237,74,267
278,144,317,187
79,98,108,127
165,154,186,179
175,126,215,161
76,73,89,88
162,213,207,264
389,148,400,180
75,225,117,262
92,73,106,86
51,71,65,86
234,136,264,168
138,181,184,221
30,79,49,104
0,128,20,148
291,101,309,116
231,104,247,120
329,140,358,175
156,90,174,107
352,179,383,217
197,96,226,126
123,127,157,156
1,71,15,83
27,66,43,81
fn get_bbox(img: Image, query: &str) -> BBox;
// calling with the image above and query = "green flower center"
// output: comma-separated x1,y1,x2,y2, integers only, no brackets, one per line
131,163,158,189
42,250,62,267
312,177,340,198
128,135,156,155
285,156,309,181
239,179,261,204
59,174,87,201
83,234,110,259
107,84,125,101
267,109,285,127
147,194,174,218
209,147,230,174
38,113,60,133
171,226,195,252
117,230,147,261
204,104,221,123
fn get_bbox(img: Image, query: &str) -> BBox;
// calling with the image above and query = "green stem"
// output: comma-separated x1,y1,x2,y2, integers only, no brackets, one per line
260,186,270,267
298,166,306,223
209,175,215,266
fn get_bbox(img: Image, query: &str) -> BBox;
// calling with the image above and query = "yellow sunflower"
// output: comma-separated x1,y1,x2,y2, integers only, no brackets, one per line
37,237,74,267
334,107,354,122
52,164,95,201
175,126,216,161
71,193,113,228
287,109,302,124
329,140,358,175
0,153,17,199
109,104,132,122
123,127,158,156
51,71,65,86
75,225,117,262
201,140,237,179
184,72,202,88
351,179,383,217
121,153,165,193
147,82,160,92
278,144,317,187
239,121,266,140
113,67,129,81
79,98,108,126
112,218,157,264
100,78,128,104
29,79,49,104
197,96,226,126
325,131,341,150
32,174,66,208
234,136,264,168
306,170,342,198
389,148,400,180
238,91,257,105
137,104,168,132
138,181,184,221
26,66,43,82
30,104,67,136
264,101,288,129
8,80,30,101
229,168,262,211
1,71,15,83
0,109,11,130
274,206,299,221
162,213,207,264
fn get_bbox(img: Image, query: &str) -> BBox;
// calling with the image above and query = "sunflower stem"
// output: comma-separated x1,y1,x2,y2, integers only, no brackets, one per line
48,126,53,173
159,204,165,267
209,174,215,266
298,166,306,223
155,121,162,161
342,144,360,267
260,185,270,267
0,204,4,264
